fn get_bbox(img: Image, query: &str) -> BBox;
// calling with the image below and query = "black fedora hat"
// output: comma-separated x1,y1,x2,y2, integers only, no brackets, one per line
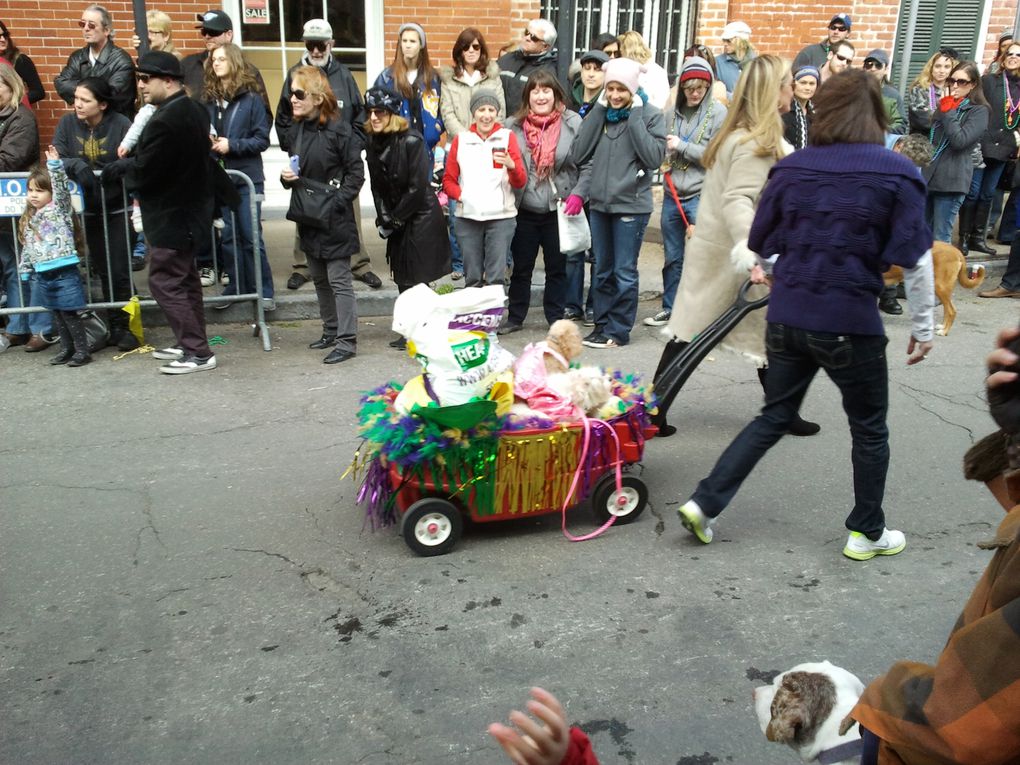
136,51,184,79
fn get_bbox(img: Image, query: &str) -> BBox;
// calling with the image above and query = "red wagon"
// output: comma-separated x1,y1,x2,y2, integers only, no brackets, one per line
388,408,658,556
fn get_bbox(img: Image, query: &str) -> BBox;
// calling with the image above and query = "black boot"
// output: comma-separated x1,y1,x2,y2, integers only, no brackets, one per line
757,367,820,437
967,201,997,255
878,284,903,315
50,312,74,365
651,338,689,437
957,200,976,256
64,311,92,367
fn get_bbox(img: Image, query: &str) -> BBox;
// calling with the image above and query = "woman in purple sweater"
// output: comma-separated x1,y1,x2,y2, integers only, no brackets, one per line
676,69,936,561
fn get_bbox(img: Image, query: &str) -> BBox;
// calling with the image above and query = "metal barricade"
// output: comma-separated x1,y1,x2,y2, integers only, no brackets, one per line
0,168,271,352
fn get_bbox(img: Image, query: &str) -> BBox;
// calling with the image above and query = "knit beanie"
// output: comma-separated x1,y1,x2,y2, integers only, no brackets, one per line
794,65,821,82
470,90,500,114
398,22,427,49
679,56,713,85
602,57,644,95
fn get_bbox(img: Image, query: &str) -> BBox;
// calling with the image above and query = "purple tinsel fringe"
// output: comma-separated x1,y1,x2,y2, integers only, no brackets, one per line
358,458,398,530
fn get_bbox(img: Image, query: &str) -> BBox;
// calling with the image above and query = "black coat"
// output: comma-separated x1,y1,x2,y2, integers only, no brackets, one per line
54,42,136,118
276,57,365,153
981,71,1020,162
284,117,365,261
13,54,45,104
366,129,451,287
126,90,217,252
0,104,39,172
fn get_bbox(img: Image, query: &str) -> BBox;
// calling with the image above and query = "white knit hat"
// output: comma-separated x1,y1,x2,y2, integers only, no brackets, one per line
721,21,752,41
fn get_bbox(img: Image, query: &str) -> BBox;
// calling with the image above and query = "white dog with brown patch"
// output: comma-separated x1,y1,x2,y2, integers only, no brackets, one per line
752,661,865,764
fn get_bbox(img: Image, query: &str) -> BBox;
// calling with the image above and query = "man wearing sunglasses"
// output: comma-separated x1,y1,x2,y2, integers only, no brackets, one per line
126,51,231,374
819,40,855,83
274,18,381,291
54,4,136,118
181,10,269,110
497,18,561,113
792,12,852,70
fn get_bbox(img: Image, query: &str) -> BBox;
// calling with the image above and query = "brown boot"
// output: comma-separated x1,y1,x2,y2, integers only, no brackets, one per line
978,286,1020,298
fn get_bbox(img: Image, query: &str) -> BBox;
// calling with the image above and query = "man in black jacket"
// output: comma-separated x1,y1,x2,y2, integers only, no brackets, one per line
497,19,561,113
127,51,219,374
274,18,381,292
54,4,135,118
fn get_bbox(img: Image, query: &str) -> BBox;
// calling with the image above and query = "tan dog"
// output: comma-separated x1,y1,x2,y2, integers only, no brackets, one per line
883,241,985,336
543,320,583,374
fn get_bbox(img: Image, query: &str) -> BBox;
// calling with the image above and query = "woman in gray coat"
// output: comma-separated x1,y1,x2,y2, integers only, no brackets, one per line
501,71,590,333
569,57,666,348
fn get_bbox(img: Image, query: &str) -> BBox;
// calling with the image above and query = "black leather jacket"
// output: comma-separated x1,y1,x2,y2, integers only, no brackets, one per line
54,42,136,118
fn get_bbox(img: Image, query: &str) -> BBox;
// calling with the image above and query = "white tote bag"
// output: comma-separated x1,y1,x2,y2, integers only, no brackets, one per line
551,179,591,255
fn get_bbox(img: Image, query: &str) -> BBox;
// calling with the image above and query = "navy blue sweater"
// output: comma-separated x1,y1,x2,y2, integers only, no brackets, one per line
749,143,931,337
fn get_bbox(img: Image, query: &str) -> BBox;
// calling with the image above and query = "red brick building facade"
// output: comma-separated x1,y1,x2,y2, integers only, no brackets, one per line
4,0,1017,145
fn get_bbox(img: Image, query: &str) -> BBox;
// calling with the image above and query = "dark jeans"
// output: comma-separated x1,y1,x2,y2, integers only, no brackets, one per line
1001,236,1020,291
507,208,567,326
148,245,211,358
589,210,649,344
691,323,890,537
221,182,274,298
965,158,1006,204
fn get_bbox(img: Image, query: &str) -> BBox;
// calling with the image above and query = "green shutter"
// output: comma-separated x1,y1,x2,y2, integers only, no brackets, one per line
894,0,983,88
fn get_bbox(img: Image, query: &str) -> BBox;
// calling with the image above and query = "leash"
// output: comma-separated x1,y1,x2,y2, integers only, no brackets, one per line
663,173,691,229
560,414,624,542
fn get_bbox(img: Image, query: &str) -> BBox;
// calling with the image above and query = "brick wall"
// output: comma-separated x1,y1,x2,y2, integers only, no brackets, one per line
694,0,1018,72
380,0,541,68
5,2,206,145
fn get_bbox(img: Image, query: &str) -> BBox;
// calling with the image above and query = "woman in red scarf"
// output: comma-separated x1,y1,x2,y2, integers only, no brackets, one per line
501,71,591,334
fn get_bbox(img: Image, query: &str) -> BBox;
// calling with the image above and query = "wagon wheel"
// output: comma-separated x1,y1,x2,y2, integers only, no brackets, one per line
590,474,648,526
400,498,463,557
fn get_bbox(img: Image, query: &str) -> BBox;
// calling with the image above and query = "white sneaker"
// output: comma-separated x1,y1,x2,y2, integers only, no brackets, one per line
220,272,230,286
159,354,217,375
677,499,714,543
152,345,184,361
842,528,906,560
0,334,10,353
643,310,671,327
199,267,215,287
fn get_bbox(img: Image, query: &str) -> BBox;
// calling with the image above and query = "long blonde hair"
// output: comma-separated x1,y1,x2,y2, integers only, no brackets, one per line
910,51,955,89
703,54,788,168
618,30,652,64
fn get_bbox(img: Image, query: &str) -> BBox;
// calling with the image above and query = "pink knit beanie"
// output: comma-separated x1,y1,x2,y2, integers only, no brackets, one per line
601,57,644,95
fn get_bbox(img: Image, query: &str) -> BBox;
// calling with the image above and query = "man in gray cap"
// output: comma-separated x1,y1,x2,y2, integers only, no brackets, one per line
127,51,226,374
864,49,906,135
793,12,852,70
275,18,380,290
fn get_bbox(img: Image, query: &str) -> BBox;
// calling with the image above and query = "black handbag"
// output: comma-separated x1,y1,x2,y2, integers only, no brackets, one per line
285,128,339,231
286,177,336,230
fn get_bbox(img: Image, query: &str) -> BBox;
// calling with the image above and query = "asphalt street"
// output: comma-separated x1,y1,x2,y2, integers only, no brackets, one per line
1,289,1017,764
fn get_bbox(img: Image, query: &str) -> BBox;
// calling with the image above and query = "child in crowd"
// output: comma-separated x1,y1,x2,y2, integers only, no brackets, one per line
117,101,156,266
442,90,527,287
18,147,92,366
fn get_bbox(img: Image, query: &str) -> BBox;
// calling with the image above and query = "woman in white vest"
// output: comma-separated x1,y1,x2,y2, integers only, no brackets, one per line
442,91,527,287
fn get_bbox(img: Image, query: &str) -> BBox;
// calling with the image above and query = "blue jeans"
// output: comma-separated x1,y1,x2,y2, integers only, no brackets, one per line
447,198,463,274
221,182,274,298
661,195,698,312
0,227,52,336
589,210,649,344
925,192,964,243
691,323,890,537
564,250,593,316
965,158,1006,203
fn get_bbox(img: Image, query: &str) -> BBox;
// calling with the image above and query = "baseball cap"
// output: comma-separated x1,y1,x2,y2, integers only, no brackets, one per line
721,21,752,41
302,19,332,41
829,13,852,30
195,10,232,33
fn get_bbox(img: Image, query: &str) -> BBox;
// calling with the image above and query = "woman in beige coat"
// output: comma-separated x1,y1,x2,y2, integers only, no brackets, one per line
659,54,819,436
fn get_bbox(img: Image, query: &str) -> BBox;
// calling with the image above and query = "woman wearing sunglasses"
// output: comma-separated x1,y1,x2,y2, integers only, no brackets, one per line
439,28,505,280
280,67,365,365
0,20,44,104
203,43,274,307
363,85,450,351
373,23,443,160
959,43,1020,257
922,61,989,249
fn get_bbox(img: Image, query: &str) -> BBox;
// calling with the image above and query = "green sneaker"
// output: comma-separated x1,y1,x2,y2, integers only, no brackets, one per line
842,529,906,561
678,500,714,543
